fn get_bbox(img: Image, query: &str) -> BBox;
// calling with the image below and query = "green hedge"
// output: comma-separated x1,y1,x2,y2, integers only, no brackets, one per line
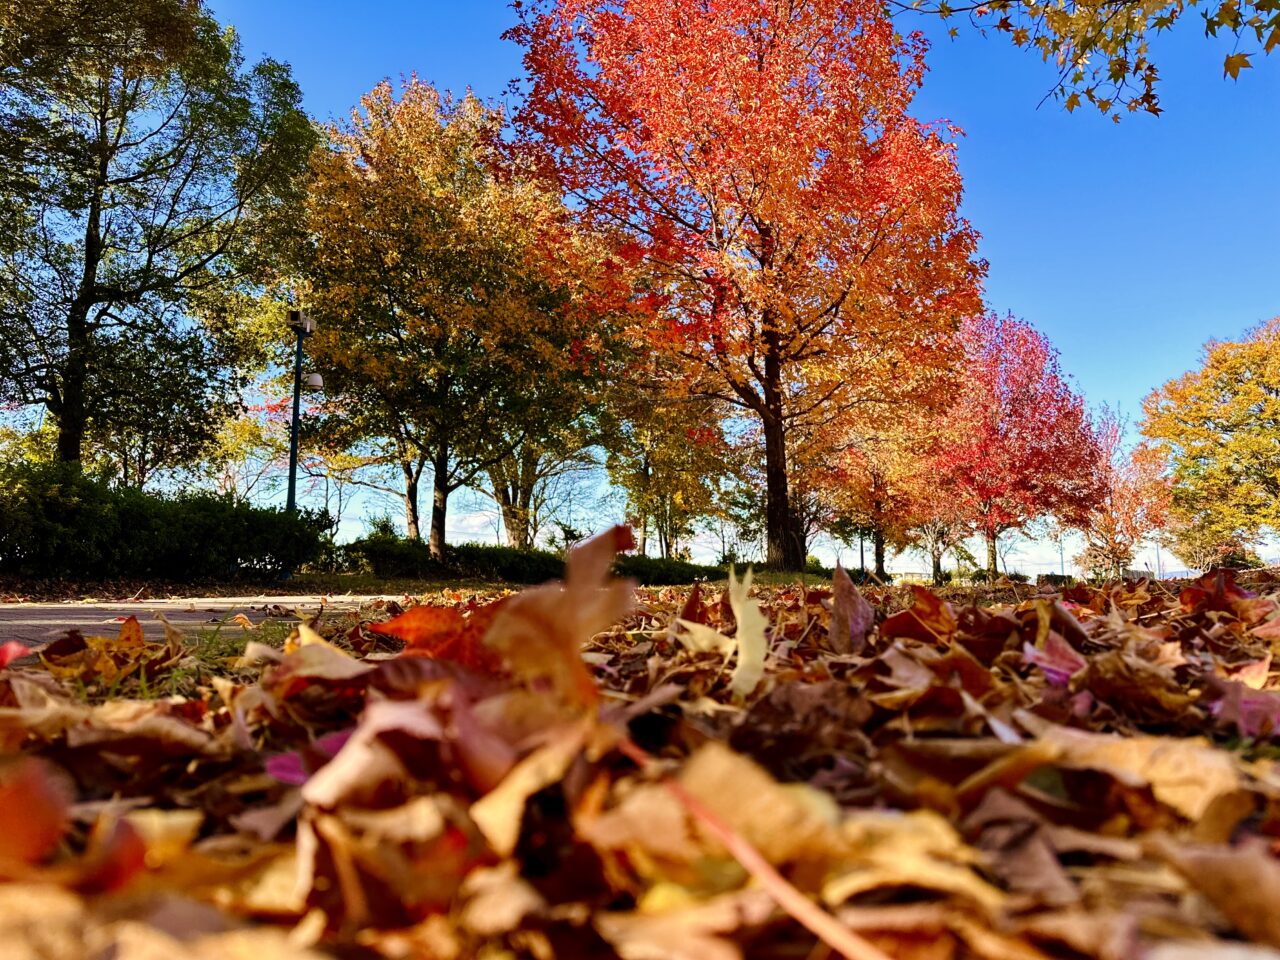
613,553,726,585
343,533,444,579
0,463,328,580
450,543,566,583
344,533,728,586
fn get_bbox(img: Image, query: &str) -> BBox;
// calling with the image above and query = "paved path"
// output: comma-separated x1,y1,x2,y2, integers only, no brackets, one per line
0,595,393,647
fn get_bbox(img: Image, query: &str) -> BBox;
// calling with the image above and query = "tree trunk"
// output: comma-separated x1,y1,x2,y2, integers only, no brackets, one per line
762,415,804,570
636,516,648,556
401,463,422,541
56,239,99,464
760,321,805,571
491,474,520,549
57,97,110,465
55,344,88,463
986,531,999,579
499,500,531,550
490,448,537,550
873,529,887,581
931,548,944,585
429,446,449,561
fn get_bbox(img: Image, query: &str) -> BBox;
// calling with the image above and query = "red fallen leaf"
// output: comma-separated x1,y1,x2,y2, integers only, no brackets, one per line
1060,584,1096,607
1023,632,1088,687
611,524,638,553
72,816,147,894
953,605,1022,665
266,728,356,786
370,604,463,644
1180,569,1253,615
39,630,88,660
0,640,30,669
1204,676,1280,739
881,586,957,644
0,758,69,871
676,582,707,627
717,586,735,626
370,600,509,675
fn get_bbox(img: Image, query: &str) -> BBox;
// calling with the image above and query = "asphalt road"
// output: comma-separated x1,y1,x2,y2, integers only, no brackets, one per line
0,595,388,647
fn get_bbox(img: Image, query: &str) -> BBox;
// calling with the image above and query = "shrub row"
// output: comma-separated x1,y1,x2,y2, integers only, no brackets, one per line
613,553,727,586
0,463,328,580
344,533,727,585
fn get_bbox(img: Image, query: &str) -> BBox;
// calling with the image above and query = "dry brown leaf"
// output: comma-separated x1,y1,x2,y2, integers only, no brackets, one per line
1152,836,1280,948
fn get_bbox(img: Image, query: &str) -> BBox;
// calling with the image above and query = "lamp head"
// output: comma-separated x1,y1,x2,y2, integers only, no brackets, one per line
287,309,317,335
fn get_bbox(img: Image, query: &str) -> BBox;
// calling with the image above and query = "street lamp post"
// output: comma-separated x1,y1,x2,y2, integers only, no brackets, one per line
285,309,319,514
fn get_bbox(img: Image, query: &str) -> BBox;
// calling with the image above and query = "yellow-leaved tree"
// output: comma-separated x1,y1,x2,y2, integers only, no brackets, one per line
300,80,623,556
1142,317,1280,568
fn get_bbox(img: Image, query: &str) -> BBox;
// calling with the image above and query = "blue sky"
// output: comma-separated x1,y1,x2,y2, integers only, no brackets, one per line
209,1,1280,571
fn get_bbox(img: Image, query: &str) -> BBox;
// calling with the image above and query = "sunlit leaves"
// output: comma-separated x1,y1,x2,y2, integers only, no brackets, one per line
511,0,984,567
908,0,1276,116
1224,51,1254,77
300,79,626,551
1073,410,1171,579
1140,316,1280,564
931,314,1102,572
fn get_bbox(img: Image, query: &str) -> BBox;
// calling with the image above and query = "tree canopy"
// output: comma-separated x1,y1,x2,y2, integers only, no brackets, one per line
511,0,985,570
300,79,624,557
932,313,1101,576
1142,317,1280,561
0,0,314,467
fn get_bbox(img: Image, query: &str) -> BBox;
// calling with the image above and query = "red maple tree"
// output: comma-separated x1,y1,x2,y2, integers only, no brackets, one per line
933,314,1101,578
509,0,984,570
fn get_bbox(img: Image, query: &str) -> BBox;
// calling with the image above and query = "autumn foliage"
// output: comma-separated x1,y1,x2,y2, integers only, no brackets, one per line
930,313,1101,576
301,79,625,556
5,532,1280,956
510,0,984,570
1142,316,1280,568
1074,409,1171,577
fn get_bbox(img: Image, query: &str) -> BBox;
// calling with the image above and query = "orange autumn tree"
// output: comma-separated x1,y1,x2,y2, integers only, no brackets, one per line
1074,410,1171,579
510,0,985,570
821,432,917,580
819,400,973,583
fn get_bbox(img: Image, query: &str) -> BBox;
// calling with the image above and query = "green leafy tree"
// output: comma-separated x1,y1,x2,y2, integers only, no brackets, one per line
0,0,314,465
83,327,242,489
0,1,202,228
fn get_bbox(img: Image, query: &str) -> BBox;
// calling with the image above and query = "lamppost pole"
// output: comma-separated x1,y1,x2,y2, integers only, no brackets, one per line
285,309,316,514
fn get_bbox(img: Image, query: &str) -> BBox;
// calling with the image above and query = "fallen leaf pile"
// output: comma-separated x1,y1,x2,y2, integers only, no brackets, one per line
4,539,1280,959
